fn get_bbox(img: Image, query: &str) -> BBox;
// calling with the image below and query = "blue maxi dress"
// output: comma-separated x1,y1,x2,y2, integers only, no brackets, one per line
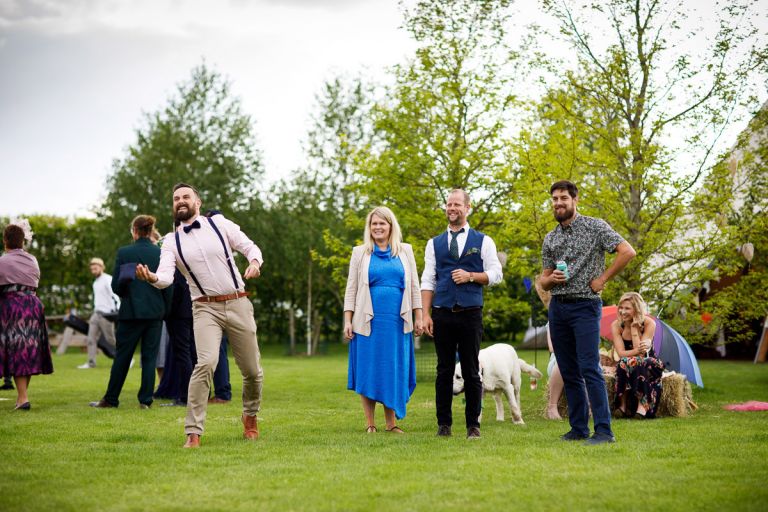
347,246,416,419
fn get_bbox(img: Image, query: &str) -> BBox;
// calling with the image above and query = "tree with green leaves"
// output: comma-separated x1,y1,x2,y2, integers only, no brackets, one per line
345,0,531,339
357,0,517,244
508,0,767,311
100,63,263,248
257,76,376,352
674,103,768,348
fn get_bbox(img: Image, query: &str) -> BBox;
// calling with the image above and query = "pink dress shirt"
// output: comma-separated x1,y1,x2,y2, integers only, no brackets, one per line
150,214,263,300
0,249,40,288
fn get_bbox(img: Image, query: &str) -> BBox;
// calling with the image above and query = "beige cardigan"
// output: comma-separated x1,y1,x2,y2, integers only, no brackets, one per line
343,243,422,336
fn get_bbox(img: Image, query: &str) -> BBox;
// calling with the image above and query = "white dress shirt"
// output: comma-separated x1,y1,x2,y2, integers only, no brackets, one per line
420,223,503,292
150,214,263,300
93,273,120,313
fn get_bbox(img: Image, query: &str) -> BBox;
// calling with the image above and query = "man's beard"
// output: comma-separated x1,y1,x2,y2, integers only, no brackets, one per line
447,212,465,227
174,204,197,222
554,205,574,223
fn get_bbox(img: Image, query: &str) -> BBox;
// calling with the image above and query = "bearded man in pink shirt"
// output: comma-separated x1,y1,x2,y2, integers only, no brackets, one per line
136,183,264,448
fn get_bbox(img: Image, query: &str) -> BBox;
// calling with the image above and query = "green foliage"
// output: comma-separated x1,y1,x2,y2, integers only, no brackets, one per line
100,63,263,239
511,0,767,312
357,0,517,243
670,105,768,346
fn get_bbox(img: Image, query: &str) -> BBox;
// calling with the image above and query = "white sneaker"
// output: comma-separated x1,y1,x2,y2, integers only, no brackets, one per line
77,362,95,369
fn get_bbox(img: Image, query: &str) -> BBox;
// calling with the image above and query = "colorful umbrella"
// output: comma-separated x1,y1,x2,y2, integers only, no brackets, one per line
599,305,703,387
653,319,704,388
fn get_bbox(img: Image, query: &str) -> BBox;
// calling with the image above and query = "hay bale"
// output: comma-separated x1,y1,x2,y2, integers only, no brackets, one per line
657,372,695,417
541,370,695,418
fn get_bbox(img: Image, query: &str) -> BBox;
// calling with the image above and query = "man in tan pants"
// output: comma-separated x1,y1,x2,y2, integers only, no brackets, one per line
136,183,264,448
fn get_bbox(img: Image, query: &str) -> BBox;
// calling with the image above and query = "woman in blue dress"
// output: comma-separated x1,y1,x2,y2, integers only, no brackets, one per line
344,206,423,433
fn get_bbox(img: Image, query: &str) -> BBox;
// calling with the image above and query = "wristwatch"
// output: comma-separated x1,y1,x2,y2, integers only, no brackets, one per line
469,272,474,283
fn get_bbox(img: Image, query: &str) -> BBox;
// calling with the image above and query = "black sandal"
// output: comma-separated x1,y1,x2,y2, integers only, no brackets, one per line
385,426,405,434
366,425,377,433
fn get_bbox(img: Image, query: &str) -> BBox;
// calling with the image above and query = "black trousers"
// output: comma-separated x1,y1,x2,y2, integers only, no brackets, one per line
165,317,196,404
433,307,483,429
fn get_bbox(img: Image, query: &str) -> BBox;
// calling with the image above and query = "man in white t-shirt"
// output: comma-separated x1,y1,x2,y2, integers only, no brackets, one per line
78,257,120,369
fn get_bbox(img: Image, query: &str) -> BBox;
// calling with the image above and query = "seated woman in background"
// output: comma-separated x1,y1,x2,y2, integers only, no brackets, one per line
535,276,564,420
545,326,564,420
611,292,664,419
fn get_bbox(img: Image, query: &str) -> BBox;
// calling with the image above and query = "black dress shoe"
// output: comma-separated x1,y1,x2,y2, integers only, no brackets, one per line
560,430,590,441
436,425,452,437
0,383,15,390
584,432,616,445
14,402,30,410
89,399,116,408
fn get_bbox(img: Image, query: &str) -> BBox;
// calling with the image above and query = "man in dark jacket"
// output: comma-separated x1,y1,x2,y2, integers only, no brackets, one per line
90,215,172,408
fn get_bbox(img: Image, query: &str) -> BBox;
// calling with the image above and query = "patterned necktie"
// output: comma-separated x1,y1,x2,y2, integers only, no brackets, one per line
449,228,465,260
183,220,201,234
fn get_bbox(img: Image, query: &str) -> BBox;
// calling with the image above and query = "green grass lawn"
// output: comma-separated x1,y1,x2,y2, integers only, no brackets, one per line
1,345,767,512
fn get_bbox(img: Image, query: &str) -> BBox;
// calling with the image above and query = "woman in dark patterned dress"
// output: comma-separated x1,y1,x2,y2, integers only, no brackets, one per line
610,292,664,419
0,222,54,410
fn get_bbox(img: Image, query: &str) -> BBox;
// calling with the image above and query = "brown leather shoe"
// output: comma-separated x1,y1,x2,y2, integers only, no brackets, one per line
183,433,201,448
89,399,116,408
242,413,259,440
208,397,231,404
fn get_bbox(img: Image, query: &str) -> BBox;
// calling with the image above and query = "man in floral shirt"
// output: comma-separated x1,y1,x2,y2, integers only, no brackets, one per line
540,180,636,445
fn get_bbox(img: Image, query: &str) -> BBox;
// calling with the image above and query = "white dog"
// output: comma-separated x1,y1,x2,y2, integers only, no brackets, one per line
453,343,542,425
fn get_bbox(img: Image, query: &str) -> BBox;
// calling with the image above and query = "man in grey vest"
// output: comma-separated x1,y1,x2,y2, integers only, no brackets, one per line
421,189,503,439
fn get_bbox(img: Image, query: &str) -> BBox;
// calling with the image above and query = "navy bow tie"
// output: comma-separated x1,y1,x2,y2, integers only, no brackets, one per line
183,220,201,234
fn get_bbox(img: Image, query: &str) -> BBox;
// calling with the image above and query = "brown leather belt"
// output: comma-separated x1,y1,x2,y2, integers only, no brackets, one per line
194,291,249,303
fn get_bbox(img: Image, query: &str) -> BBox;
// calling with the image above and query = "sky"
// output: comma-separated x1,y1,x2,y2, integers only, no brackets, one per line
0,0,420,217
0,0,765,219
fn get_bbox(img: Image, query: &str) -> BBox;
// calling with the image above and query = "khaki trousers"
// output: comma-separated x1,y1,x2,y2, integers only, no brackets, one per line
185,297,263,435
87,312,117,365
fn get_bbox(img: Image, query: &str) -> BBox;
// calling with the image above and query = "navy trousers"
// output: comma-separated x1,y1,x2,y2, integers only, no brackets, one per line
165,317,196,404
212,335,231,400
548,298,613,437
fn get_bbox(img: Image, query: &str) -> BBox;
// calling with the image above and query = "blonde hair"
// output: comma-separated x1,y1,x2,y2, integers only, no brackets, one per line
89,257,105,268
363,206,403,257
618,292,647,327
